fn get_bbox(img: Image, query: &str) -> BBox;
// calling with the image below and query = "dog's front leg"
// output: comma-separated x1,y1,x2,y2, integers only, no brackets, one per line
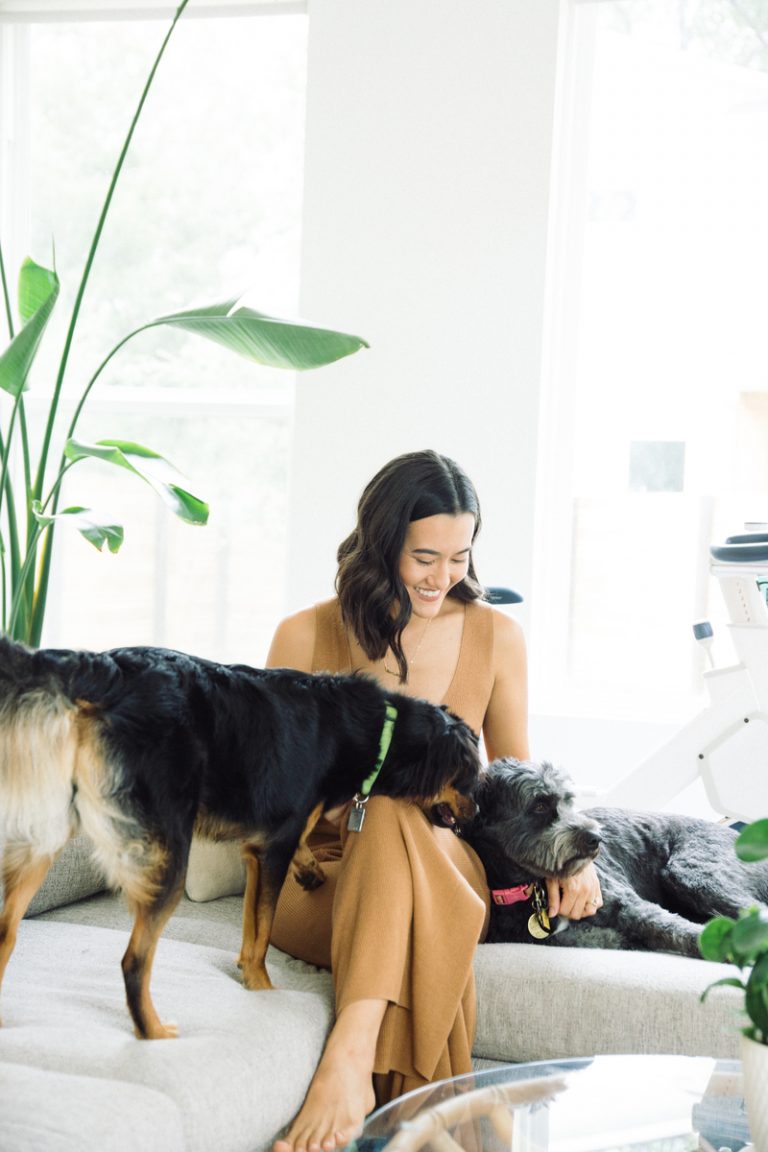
238,844,289,991
291,801,327,891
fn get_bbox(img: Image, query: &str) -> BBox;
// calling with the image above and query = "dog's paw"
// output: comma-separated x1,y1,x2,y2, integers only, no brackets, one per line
136,1020,178,1040
294,861,326,890
241,963,274,991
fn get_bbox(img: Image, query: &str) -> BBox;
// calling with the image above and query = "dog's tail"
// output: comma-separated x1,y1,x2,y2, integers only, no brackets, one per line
0,638,80,857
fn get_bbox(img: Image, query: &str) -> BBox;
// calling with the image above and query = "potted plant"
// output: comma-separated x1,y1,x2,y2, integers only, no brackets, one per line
700,817,768,1147
0,0,367,647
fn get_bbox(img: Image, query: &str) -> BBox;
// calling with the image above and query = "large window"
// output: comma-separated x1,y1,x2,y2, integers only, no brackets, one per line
0,2,307,661
533,0,768,724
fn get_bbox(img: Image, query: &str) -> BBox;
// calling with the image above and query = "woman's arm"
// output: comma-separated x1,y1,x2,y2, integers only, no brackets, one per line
481,610,530,763
265,607,316,673
481,609,603,920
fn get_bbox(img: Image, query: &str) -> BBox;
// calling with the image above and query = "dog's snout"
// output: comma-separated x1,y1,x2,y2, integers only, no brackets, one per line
581,828,601,854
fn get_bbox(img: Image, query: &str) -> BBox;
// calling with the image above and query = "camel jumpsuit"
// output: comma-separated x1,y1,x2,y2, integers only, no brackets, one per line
270,598,494,1107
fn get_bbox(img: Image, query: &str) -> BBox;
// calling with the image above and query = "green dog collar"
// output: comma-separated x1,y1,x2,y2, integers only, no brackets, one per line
359,702,398,796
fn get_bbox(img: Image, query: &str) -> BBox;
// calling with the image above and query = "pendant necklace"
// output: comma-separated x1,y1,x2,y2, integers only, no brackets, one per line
383,615,433,677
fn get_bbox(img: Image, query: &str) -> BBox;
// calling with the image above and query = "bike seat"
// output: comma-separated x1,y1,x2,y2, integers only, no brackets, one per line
710,532,768,564
485,586,524,605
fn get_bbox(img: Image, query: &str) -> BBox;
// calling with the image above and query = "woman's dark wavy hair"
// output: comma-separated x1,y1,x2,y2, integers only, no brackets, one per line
336,449,484,681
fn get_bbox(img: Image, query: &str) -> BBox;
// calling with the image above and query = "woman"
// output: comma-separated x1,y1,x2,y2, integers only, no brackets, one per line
267,450,602,1152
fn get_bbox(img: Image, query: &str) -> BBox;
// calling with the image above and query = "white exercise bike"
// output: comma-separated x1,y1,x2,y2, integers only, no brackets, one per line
605,532,768,822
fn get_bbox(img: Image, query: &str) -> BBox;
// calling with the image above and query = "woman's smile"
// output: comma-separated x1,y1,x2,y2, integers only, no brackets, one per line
399,512,476,617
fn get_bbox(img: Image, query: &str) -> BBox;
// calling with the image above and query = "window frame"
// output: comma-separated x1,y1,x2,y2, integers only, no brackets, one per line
0,1,305,23
0,0,308,655
531,0,768,725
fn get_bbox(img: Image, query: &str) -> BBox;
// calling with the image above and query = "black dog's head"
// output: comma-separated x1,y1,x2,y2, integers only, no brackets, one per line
465,758,601,882
376,698,481,828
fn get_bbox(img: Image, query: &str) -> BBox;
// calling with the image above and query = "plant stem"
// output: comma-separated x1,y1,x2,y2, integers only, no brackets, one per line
12,461,76,639
65,330,141,446
10,523,43,638
39,461,76,517
28,0,191,647
0,239,15,342
34,0,191,503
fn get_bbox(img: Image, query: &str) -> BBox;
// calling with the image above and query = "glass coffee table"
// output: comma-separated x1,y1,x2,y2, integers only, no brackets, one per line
354,1056,750,1152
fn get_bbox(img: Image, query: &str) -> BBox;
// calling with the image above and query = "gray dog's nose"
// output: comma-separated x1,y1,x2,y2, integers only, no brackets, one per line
581,830,601,853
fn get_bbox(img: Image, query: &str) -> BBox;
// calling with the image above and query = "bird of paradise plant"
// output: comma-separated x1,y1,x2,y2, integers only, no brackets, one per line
0,0,367,648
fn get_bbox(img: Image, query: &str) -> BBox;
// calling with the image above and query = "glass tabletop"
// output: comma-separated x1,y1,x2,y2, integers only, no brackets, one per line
354,1056,750,1152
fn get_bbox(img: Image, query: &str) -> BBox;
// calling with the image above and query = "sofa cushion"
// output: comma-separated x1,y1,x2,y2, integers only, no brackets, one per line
184,838,246,902
23,837,107,917
1,920,334,1152
0,1063,185,1152
473,941,744,1064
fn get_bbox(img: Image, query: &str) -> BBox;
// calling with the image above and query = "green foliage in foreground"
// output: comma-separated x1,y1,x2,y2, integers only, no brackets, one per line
700,818,768,1044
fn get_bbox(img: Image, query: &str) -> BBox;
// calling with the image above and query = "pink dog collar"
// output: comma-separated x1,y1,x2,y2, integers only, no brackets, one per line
491,884,533,906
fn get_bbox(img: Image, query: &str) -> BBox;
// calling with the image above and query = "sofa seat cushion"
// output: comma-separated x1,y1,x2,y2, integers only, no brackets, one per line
0,1063,185,1152
473,941,744,1064
22,837,107,918
1,920,334,1152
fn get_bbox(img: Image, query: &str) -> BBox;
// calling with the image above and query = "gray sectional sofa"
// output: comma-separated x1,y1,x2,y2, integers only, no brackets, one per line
0,836,746,1152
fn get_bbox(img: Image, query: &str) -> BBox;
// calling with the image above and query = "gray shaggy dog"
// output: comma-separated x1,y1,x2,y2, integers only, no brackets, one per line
464,758,768,956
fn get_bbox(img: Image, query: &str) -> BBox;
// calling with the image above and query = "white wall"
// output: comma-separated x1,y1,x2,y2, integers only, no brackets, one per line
286,0,700,799
286,0,563,622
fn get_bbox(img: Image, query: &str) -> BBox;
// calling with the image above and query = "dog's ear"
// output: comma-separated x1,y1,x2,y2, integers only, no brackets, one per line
471,767,505,823
424,714,480,795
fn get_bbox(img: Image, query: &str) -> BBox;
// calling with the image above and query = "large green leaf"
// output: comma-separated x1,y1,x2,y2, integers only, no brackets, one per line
732,908,768,959
737,819,768,863
64,438,209,525
699,916,736,961
32,502,125,554
745,954,768,1035
142,299,369,370
19,256,58,324
0,258,60,397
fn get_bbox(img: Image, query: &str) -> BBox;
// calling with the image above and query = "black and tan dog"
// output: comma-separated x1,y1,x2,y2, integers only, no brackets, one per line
465,757,768,956
0,637,480,1038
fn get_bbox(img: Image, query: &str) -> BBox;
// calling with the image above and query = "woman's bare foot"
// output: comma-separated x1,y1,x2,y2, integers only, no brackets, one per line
273,999,385,1152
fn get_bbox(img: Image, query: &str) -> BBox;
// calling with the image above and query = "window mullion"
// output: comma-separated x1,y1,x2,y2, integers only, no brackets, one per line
0,2,306,24
0,23,31,285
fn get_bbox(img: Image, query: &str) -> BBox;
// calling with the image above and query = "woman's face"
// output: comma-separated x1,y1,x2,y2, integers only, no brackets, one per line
398,512,475,618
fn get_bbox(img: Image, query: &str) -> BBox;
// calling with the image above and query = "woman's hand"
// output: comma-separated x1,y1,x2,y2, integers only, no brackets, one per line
545,861,602,920
324,801,352,828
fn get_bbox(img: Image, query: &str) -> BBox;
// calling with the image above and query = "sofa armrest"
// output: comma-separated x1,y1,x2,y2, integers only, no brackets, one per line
473,942,743,1064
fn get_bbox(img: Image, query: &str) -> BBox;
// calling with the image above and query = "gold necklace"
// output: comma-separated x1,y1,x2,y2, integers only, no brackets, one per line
383,615,433,677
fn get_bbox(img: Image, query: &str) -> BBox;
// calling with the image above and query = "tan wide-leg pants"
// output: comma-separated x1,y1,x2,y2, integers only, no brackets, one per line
270,797,490,1109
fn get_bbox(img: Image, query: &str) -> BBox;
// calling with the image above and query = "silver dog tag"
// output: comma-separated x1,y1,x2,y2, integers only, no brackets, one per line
347,803,366,833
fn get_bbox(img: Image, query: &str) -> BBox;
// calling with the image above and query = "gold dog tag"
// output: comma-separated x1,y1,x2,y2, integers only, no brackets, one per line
528,910,551,939
528,884,552,939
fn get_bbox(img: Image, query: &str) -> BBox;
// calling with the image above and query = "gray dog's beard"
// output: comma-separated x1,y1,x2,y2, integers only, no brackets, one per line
536,822,601,877
499,823,600,879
